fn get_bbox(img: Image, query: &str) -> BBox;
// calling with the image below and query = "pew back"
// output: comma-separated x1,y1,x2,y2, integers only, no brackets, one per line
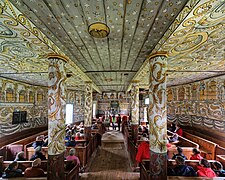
183,132,217,159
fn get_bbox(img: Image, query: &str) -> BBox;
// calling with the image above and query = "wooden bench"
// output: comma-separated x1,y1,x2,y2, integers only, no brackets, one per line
183,132,217,160
0,159,79,180
216,145,225,156
216,155,225,169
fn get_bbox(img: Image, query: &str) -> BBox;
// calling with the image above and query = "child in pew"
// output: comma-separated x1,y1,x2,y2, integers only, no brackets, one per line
168,156,197,176
30,146,46,161
24,158,45,177
190,148,203,160
2,161,23,178
172,146,187,160
135,137,150,164
14,151,26,161
212,161,225,177
197,158,217,178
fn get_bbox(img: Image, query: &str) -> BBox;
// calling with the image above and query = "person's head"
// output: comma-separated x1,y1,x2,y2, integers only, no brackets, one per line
177,146,183,154
16,151,25,159
36,136,41,141
192,148,200,155
32,158,41,167
175,156,185,165
199,158,211,168
69,148,76,156
8,161,18,170
212,161,223,170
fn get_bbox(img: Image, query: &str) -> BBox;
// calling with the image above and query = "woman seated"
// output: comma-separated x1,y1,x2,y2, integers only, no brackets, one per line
168,133,179,143
14,151,26,161
135,137,150,164
197,158,217,177
66,148,80,165
174,124,183,137
190,148,203,160
168,156,197,176
24,158,45,177
2,161,23,178
212,161,225,177
172,146,187,160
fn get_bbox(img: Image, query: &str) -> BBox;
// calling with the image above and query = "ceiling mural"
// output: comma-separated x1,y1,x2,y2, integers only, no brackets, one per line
7,0,188,92
0,0,224,92
132,0,225,88
0,0,100,92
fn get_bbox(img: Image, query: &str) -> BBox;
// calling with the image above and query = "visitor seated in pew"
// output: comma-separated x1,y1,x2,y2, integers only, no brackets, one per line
92,122,98,130
168,133,178,143
2,161,23,178
32,136,44,149
190,148,203,160
168,122,176,133
75,132,82,140
135,137,150,164
197,158,217,178
142,126,149,135
172,146,187,160
168,156,197,176
30,146,46,161
69,135,76,147
212,161,225,177
14,151,26,161
66,148,80,166
24,158,45,177
174,124,183,137
42,137,48,147
65,131,72,147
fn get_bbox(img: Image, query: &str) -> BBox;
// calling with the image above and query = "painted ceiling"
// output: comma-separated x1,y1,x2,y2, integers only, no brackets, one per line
0,0,224,92
133,0,225,88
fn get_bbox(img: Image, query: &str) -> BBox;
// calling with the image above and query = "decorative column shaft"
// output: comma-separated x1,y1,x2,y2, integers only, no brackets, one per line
84,81,93,141
148,54,167,180
47,54,68,180
130,80,139,143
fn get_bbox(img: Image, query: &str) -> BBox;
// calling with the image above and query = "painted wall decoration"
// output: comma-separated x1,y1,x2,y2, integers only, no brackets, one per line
67,90,84,122
48,56,67,155
0,77,47,137
167,75,225,132
131,81,139,124
84,82,92,127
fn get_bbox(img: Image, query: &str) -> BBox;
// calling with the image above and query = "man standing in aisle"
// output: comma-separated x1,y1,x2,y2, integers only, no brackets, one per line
117,114,121,131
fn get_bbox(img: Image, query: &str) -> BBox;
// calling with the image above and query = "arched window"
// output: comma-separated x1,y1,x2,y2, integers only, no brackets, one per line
37,93,43,103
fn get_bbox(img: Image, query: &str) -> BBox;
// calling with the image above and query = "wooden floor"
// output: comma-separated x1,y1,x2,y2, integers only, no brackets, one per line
80,130,140,180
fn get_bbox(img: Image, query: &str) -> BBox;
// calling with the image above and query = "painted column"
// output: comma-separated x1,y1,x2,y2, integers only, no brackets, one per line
84,81,93,141
47,53,68,180
148,54,168,180
130,80,139,144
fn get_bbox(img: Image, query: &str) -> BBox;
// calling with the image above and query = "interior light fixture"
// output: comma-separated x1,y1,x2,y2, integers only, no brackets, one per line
88,22,110,38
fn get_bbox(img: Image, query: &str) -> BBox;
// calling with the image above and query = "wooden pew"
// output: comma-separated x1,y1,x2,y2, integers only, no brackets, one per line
216,155,225,169
216,145,225,156
183,132,217,160
0,160,79,180
168,147,194,160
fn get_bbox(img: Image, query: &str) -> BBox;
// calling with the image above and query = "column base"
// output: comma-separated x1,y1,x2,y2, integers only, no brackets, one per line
84,126,92,142
149,151,167,180
48,153,65,180
131,124,139,144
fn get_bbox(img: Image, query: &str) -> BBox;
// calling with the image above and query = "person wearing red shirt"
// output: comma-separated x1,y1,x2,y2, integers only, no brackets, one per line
175,124,183,137
135,137,150,163
197,158,217,178
190,148,203,160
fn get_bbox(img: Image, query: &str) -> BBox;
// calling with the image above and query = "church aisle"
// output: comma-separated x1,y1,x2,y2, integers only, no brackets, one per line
80,130,140,180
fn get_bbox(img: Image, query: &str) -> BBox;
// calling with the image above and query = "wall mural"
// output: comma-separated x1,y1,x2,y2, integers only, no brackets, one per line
167,75,225,132
67,90,84,122
84,82,92,127
94,92,131,115
48,57,67,155
0,77,47,136
131,81,139,124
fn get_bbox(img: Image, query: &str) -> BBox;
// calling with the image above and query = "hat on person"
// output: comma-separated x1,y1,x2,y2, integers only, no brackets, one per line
32,158,41,167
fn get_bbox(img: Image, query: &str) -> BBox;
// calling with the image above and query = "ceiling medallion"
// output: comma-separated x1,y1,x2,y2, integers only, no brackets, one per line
88,22,110,38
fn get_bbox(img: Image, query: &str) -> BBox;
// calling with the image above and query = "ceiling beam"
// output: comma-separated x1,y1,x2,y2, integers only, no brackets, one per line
85,70,137,73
